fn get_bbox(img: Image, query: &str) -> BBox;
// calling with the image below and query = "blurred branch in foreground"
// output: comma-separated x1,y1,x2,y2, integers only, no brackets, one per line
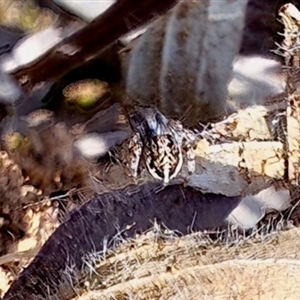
8,0,177,94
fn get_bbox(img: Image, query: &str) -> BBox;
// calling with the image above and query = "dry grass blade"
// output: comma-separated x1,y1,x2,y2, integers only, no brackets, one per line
75,227,300,300
78,259,300,300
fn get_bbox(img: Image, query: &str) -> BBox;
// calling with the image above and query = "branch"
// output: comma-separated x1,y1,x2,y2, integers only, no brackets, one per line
11,0,177,94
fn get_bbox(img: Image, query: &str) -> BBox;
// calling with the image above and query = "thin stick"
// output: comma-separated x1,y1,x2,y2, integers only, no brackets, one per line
12,0,177,94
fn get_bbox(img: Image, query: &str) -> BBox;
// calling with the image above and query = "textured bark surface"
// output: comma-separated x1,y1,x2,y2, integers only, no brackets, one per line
126,0,248,126
77,259,300,300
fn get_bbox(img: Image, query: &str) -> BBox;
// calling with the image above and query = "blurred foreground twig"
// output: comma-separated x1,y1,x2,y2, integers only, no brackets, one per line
10,0,177,94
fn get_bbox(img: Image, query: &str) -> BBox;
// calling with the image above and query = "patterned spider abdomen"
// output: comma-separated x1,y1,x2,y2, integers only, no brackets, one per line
125,107,197,184
144,134,183,184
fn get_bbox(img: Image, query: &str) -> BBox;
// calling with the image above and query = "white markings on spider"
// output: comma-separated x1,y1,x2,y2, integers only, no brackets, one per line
126,107,198,184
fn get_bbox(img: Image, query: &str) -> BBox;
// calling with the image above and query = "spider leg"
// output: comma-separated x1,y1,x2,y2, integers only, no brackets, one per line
180,128,198,175
169,148,183,181
127,132,143,178
186,147,196,175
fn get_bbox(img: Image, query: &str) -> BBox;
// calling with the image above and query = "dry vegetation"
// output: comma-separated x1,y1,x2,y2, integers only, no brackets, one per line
74,226,300,299
0,1,300,299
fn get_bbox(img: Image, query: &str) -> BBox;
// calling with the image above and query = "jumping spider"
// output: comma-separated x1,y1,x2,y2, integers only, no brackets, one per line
125,107,199,184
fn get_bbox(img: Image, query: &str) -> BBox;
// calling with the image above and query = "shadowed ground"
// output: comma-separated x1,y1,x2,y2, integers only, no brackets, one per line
3,183,241,300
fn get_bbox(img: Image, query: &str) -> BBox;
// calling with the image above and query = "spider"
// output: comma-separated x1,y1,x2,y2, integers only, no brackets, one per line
125,107,198,184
